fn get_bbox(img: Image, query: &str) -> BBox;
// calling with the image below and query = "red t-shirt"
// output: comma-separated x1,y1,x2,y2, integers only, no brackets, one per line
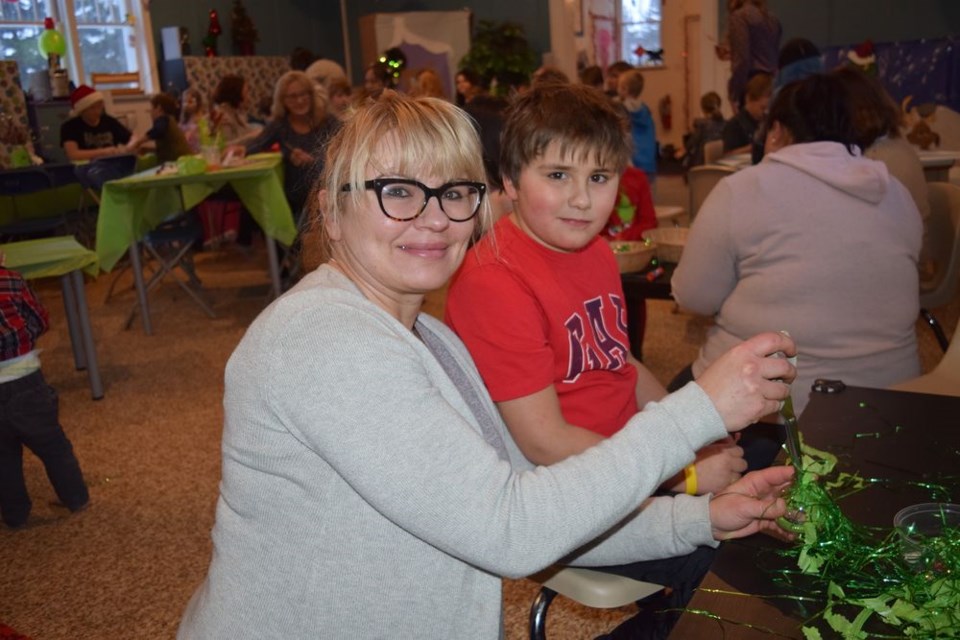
446,217,639,438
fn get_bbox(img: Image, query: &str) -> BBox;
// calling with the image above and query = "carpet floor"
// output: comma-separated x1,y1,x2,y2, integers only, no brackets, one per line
1,203,955,639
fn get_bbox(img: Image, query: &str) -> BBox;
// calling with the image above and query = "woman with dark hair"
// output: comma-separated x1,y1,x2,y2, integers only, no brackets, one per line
454,68,484,106
832,66,932,278
212,74,261,146
672,73,922,416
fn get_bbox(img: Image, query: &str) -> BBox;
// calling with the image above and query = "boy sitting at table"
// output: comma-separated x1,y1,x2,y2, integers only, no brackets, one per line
0,251,88,529
60,85,140,162
444,83,746,639
128,93,192,163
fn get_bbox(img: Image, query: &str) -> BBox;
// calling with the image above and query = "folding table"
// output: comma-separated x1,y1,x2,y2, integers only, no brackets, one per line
94,153,297,335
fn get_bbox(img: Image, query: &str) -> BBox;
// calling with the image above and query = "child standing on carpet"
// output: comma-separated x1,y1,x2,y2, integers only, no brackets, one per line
444,83,746,638
0,253,88,529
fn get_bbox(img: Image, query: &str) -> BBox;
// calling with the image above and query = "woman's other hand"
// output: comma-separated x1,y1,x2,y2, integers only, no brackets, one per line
709,465,795,541
697,331,796,432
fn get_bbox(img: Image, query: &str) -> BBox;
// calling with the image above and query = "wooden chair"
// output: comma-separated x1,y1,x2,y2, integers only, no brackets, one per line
528,566,663,639
90,72,142,96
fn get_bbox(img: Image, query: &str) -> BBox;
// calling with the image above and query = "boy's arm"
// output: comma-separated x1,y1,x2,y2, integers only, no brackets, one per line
627,353,667,407
496,385,604,466
626,353,746,495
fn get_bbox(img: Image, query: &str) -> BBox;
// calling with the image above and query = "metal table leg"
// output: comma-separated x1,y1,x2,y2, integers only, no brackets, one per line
127,241,152,335
66,270,104,400
266,237,282,299
59,275,87,370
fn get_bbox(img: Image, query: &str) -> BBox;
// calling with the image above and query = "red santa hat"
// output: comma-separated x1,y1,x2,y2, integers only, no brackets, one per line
69,84,105,116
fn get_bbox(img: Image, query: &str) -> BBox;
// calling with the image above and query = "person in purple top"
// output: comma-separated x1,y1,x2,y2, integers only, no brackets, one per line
727,0,782,111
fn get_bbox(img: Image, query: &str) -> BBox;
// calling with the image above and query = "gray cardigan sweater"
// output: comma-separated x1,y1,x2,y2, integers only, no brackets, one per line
178,265,725,639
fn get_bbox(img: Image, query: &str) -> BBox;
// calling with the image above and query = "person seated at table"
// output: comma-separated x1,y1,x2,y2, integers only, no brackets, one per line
179,88,206,153
407,67,447,100
211,74,262,147
326,77,353,121
454,68,484,106
59,85,137,162
445,84,748,638
242,70,341,220
361,62,391,101
682,91,726,168
672,73,922,416
0,252,89,529
832,66,933,284
721,72,772,155
129,93,192,163
176,91,798,639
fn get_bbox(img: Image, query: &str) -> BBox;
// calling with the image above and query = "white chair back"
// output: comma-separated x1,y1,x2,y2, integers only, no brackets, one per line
687,164,737,223
920,182,960,310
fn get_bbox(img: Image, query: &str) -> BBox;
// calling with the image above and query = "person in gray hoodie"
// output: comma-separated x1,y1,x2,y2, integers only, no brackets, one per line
673,74,921,415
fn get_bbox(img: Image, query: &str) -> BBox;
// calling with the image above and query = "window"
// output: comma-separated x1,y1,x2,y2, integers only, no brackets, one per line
1,0,155,91
620,0,662,67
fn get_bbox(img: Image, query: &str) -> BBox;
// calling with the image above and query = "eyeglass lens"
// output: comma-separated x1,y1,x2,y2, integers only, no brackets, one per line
378,181,482,221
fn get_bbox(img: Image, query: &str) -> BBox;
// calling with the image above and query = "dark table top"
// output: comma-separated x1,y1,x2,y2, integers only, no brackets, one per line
670,385,960,638
0,162,78,194
620,260,676,301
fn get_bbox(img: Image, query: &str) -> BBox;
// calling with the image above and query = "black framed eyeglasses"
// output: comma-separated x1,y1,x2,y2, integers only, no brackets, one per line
341,178,486,222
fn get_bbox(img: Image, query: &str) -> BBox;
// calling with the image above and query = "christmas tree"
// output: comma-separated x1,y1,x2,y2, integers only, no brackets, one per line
231,0,259,56
202,9,222,57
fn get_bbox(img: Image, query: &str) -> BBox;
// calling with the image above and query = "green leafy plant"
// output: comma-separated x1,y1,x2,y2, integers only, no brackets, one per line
459,20,537,95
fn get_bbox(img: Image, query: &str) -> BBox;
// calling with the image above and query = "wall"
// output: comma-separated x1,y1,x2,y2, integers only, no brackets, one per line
147,0,551,85
148,0,345,71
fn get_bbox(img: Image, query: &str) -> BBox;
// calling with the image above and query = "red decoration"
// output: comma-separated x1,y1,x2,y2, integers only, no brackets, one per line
202,9,222,57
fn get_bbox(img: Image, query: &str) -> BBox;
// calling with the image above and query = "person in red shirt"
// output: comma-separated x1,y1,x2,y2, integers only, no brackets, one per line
0,256,88,529
445,84,746,638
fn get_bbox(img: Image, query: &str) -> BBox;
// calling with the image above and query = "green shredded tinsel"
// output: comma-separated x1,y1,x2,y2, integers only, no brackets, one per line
777,442,960,638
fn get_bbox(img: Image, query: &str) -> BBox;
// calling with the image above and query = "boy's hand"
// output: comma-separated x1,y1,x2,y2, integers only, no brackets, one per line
692,437,747,495
696,332,796,432
708,465,795,541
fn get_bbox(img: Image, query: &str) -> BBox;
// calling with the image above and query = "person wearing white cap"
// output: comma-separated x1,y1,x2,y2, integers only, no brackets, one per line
60,84,139,161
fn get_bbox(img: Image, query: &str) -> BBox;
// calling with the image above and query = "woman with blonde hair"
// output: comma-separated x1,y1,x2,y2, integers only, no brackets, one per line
244,70,340,217
177,92,798,638
409,67,446,100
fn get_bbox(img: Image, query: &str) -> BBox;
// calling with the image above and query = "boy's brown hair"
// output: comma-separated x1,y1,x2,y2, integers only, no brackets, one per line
499,83,631,187
744,72,773,101
151,93,179,118
618,69,645,99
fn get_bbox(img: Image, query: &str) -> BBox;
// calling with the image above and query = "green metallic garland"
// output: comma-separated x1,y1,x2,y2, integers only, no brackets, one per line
776,442,960,638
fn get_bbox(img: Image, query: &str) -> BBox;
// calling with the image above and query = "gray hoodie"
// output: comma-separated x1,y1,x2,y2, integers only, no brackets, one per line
673,141,921,414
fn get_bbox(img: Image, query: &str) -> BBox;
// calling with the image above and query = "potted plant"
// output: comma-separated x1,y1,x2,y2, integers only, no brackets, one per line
459,20,538,95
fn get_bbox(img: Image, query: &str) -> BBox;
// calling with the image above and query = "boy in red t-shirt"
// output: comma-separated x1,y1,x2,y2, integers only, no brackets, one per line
445,84,745,638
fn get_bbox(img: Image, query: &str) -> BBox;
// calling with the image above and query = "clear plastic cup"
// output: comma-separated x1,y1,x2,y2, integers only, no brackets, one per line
893,503,960,569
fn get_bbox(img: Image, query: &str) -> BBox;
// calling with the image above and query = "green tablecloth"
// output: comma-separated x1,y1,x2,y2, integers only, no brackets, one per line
1,235,99,278
95,153,296,272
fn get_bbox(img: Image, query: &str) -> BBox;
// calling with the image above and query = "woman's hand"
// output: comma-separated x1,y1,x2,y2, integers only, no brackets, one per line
709,465,796,541
696,332,797,432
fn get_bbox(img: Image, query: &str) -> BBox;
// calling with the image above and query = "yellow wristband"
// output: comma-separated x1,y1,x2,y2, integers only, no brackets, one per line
684,464,698,495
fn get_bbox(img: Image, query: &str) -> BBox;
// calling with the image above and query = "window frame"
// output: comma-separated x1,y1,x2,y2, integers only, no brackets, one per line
0,0,158,94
